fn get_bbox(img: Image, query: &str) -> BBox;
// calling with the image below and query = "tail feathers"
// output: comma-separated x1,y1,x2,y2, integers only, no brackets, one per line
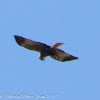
51,43,65,48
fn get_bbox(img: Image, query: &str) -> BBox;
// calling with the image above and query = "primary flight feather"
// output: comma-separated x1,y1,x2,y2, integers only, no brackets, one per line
14,35,78,62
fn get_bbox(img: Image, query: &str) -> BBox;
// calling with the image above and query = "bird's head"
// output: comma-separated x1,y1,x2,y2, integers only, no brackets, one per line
39,56,45,61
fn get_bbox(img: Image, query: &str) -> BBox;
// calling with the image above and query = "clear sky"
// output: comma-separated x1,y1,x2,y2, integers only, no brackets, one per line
0,0,100,100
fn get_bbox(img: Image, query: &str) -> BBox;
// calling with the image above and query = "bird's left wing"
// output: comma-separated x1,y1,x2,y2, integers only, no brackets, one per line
14,35,49,52
50,48,78,62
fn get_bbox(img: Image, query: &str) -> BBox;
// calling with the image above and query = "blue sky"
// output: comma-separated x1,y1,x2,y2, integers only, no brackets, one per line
0,0,100,100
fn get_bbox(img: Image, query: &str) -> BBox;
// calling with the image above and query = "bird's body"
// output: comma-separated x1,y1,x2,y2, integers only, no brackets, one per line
14,35,78,62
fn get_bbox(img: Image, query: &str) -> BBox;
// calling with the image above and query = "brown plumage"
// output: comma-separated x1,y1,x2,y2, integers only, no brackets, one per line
14,35,78,62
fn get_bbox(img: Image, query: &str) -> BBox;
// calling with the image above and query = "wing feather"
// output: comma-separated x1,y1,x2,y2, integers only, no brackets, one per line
50,49,78,62
14,35,50,52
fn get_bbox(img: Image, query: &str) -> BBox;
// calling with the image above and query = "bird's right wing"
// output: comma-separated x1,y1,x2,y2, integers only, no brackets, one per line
50,48,78,62
14,35,49,52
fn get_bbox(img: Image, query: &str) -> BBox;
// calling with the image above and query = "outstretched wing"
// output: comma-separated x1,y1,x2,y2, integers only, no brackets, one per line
50,49,78,62
14,35,50,52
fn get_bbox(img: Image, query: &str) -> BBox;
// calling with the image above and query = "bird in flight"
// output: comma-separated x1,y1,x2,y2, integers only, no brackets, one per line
14,35,78,62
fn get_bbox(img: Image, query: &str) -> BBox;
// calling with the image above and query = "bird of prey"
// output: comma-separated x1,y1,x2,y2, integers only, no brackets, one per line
14,35,78,62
